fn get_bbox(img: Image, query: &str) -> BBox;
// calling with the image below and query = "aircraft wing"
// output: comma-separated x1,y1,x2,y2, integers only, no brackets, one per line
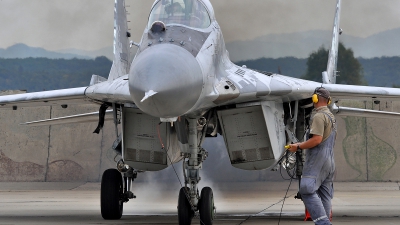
0,87,91,109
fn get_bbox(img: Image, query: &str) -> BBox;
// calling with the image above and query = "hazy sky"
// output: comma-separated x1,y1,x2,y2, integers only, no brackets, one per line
0,0,399,51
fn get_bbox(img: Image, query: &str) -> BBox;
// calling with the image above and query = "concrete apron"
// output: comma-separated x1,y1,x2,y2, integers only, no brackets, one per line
0,182,399,224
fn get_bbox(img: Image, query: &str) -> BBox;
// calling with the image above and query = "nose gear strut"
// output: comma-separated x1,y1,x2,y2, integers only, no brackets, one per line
178,117,215,225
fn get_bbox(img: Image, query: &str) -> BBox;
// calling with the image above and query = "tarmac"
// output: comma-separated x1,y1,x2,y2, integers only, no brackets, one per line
0,181,399,225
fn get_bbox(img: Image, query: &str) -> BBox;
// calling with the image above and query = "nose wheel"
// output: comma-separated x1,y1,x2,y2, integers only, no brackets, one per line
199,187,215,225
178,187,195,225
177,186,215,225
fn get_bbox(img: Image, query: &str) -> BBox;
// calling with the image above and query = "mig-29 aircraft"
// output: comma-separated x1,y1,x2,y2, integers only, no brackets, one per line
2,0,400,224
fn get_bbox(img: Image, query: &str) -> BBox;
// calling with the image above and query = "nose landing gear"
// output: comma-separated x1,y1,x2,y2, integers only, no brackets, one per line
177,118,215,225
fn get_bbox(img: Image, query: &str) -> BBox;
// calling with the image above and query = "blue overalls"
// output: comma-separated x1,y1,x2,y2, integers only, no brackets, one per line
300,112,336,225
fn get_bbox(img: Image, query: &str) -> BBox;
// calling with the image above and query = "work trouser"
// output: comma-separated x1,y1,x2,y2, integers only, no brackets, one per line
300,130,336,225
300,173,333,224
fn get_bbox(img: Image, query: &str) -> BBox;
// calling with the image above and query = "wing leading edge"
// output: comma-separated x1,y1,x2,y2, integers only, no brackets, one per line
0,87,90,109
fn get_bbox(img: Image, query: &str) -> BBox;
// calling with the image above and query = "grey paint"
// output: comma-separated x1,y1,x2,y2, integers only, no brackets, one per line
138,27,211,58
217,106,276,170
108,0,130,81
268,79,292,96
0,87,89,109
122,107,183,171
129,44,203,118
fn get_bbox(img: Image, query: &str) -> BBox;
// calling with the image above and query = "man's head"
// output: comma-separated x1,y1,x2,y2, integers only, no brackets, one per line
312,87,331,106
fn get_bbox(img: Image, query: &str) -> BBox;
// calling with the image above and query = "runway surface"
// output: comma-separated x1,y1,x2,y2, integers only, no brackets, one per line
0,181,399,224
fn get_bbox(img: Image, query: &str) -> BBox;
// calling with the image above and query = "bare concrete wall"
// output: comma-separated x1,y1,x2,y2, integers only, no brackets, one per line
0,96,400,182
334,100,400,181
0,100,115,182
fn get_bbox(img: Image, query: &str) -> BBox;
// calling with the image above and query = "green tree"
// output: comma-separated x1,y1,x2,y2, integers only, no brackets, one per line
302,42,366,85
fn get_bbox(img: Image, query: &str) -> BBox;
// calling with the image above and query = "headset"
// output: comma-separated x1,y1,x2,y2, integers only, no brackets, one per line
312,87,331,105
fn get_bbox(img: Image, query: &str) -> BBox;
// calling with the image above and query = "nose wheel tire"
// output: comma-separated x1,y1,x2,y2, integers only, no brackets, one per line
178,187,194,225
101,169,124,220
199,187,214,225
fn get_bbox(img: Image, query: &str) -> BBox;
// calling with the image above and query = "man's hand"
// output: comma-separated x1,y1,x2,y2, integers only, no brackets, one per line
287,135,323,152
288,143,299,152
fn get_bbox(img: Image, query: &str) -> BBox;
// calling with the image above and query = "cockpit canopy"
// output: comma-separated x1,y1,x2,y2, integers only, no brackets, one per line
148,0,211,29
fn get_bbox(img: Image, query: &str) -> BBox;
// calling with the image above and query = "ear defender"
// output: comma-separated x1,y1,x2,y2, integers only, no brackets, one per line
312,93,319,104
312,87,331,105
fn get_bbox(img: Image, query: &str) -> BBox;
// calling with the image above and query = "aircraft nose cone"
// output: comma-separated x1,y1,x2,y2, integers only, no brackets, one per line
129,44,203,118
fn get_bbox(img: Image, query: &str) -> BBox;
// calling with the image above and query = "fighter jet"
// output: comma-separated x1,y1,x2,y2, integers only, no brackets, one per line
1,0,400,224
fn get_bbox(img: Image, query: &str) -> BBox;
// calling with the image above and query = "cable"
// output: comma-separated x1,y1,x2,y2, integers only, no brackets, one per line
278,151,298,180
279,163,291,181
278,178,293,225
157,123,183,187
157,122,165,149
237,190,296,225
113,153,119,162
238,154,296,225
157,122,206,225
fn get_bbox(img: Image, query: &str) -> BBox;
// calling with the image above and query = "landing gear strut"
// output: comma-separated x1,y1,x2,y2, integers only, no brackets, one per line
177,117,215,225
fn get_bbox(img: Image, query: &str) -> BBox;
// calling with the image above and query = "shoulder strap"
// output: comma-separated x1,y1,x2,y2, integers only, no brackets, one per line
319,111,337,131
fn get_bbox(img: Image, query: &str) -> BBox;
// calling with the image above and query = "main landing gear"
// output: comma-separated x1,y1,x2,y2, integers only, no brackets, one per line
177,118,215,225
100,160,137,220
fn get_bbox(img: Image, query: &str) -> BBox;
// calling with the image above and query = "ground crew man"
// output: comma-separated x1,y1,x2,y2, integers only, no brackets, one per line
288,87,336,225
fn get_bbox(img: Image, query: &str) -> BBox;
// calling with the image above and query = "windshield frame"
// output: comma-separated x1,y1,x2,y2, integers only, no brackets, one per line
148,0,212,30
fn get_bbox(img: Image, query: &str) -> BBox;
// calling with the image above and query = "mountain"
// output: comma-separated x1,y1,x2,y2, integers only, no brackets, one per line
2,27,399,62
56,46,114,60
0,44,92,60
345,28,400,58
226,28,400,61
0,44,121,61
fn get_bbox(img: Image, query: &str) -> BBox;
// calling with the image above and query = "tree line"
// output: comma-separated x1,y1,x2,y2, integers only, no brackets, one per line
1,44,400,92
237,43,400,87
0,56,112,92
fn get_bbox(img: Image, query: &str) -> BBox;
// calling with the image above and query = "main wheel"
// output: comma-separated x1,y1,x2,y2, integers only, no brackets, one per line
199,187,214,225
178,187,194,225
101,169,124,220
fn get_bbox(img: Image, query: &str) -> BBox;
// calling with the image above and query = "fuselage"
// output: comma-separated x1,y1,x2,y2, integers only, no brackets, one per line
128,0,320,120
129,0,220,120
